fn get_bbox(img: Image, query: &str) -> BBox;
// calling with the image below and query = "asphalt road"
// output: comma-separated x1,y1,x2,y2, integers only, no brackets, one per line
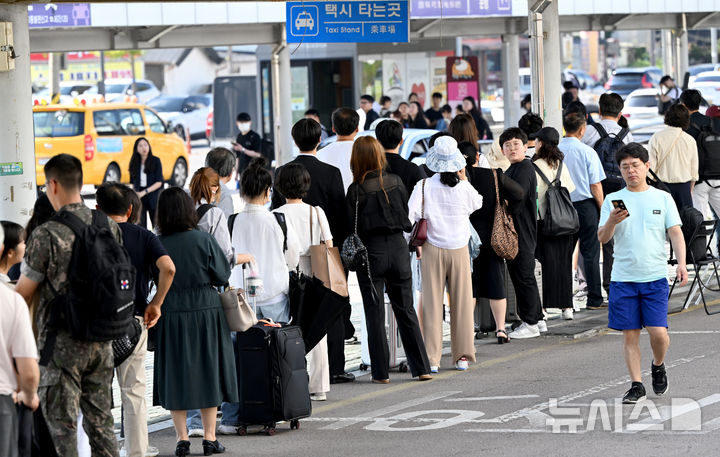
144,302,720,457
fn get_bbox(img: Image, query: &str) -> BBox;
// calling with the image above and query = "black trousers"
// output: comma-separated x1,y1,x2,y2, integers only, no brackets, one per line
573,199,604,307
507,249,543,325
356,233,430,380
602,240,614,292
666,182,693,211
326,303,348,376
537,228,574,310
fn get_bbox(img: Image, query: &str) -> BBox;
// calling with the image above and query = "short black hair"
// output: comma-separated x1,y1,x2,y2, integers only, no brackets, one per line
292,118,322,151
360,94,374,103
44,153,83,191
563,81,577,90
380,95,391,105
429,131,452,147
0,221,25,264
331,107,360,136
275,163,311,200
499,127,528,146
679,89,702,112
409,92,418,98
205,147,236,178
236,112,251,122
304,108,320,117
615,142,649,165
563,112,586,134
398,101,409,108
660,75,673,85
96,182,132,217
441,104,452,113
599,93,624,117
156,186,198,236
432,92,442,99
240,157,272,198
518,113,543,137
564,100,588,117
375,119,403,150
664,103,690,129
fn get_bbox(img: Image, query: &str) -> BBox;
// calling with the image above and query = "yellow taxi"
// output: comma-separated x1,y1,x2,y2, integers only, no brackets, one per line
33,102,189,187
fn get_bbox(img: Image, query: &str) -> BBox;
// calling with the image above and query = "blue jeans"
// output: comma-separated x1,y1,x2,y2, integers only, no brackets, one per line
220,297,290,426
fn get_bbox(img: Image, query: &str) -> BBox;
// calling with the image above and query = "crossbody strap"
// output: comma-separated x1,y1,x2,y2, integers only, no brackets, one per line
655,129,684,173
492,169,501,206
532,162,553,187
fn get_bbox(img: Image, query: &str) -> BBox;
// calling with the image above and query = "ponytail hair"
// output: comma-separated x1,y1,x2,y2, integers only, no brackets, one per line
440,171,460,187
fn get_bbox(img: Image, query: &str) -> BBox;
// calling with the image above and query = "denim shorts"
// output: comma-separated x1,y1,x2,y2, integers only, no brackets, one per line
608,279,669,330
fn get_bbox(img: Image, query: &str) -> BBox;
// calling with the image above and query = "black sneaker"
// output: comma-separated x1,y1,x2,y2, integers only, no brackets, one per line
651,362,669,395
622,382,647,404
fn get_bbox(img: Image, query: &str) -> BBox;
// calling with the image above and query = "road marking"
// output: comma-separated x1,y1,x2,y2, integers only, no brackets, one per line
624,394,720,433
320,391,460,430
445,395,540,402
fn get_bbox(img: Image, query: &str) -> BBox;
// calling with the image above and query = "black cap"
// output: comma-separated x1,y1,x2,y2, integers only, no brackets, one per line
529,126,560,145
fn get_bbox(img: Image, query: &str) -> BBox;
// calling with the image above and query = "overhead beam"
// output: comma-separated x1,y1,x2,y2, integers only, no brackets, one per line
688,12,719,29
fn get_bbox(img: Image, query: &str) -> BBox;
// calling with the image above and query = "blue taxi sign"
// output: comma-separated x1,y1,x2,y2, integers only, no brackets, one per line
286,1,409,43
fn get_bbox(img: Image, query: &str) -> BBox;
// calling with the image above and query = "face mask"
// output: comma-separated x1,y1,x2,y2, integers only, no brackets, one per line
238,122,251,133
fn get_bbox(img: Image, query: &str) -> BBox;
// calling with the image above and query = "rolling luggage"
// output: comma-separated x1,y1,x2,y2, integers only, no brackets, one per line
474,261,520,338
234,322,311,435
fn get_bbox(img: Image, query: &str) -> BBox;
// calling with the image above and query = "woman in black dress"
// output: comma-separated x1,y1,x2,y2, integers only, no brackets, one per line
462,142,525,343
129,137,164,228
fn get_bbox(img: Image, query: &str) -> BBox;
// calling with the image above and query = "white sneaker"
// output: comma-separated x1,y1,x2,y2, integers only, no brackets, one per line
537,320,548,333
310,393,327,401
217,424,239,435
508,322,540,339
455,357,469,370
562,309,574,320
430,366,439,373
187,428,204,437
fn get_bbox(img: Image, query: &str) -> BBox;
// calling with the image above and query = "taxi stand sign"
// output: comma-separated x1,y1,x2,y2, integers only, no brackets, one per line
286,1,409,43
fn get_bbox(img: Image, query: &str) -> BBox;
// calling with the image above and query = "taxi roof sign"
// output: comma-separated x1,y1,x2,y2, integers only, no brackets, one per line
286,1,409,43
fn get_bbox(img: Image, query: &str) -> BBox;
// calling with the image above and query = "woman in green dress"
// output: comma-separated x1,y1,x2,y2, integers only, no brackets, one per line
154,187,238,457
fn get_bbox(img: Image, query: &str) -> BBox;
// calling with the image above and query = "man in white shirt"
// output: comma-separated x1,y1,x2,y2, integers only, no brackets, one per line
317,108,359,191
0,225,40,457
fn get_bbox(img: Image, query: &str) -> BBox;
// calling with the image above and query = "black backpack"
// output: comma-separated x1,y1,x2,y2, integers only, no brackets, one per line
593,123,629,188
679,206,706,264
47,211,136,343
695,119,720,181
533,161,580,237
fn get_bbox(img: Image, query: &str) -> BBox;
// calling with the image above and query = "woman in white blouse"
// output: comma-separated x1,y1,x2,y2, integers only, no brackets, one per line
530,127,576,322
273,163,332,401
408,136,483,372
229,158,300,322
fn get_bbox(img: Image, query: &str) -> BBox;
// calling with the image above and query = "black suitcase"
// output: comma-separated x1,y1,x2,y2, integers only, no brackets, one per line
235,322,311,435
474,262,520,338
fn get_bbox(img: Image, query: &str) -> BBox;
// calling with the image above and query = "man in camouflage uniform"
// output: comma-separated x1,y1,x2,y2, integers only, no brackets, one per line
16,154,120,457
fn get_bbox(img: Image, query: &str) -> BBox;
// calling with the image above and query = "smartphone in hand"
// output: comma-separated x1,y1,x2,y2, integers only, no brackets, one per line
612,199,629,216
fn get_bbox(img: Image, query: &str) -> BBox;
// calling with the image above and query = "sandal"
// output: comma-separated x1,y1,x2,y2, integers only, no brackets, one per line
496,329,509,344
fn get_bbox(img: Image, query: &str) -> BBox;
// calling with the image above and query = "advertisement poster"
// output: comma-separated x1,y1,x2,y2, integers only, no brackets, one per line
406,53,430,109
382,54,407,108
446,56,479,113
429,57,447,103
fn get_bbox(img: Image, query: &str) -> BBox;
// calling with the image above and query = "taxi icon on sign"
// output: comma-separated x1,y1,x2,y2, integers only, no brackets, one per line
295,11,315,30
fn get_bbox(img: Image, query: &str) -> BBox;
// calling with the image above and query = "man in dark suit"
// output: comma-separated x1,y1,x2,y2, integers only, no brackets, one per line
271,118,355,384
360,94,380,131
375,119,426,198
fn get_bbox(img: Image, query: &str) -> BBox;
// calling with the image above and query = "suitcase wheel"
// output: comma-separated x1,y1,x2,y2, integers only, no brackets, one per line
263,425,276,436
237,426,247,437
359,363,369,371
398,362,408,373
290,419,300,430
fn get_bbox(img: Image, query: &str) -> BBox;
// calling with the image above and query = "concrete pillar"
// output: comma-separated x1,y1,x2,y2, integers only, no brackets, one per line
272,24,293,167
662,30,673,77
0,5,36,223
502,32,520,129
712,28,718,65
455,37,463,56
678,14,689,84
528,5,545,120
541,0,562,131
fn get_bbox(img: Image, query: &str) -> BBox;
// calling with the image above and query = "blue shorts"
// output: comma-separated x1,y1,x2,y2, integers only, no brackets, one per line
608,279,669,330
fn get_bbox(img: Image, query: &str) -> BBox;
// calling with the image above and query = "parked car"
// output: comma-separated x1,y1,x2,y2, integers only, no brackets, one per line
605,67,661,99
82,79,161,103
33,102,189,188
689,71,720,106
621,88,663,130
147,94,213,141
319,128,437,162
32,82,92,105
688,63,720,85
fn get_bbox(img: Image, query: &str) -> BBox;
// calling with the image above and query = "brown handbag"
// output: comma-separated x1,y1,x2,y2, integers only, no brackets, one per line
309,206,349,297
409,178,428,247
490,169,519,260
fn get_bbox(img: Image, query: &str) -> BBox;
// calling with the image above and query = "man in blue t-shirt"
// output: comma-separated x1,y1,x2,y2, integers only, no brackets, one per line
598,143,688,405
96,183,176,457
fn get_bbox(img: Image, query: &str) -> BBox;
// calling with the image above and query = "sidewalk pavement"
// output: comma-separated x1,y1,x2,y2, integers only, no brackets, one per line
111,261,714,432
